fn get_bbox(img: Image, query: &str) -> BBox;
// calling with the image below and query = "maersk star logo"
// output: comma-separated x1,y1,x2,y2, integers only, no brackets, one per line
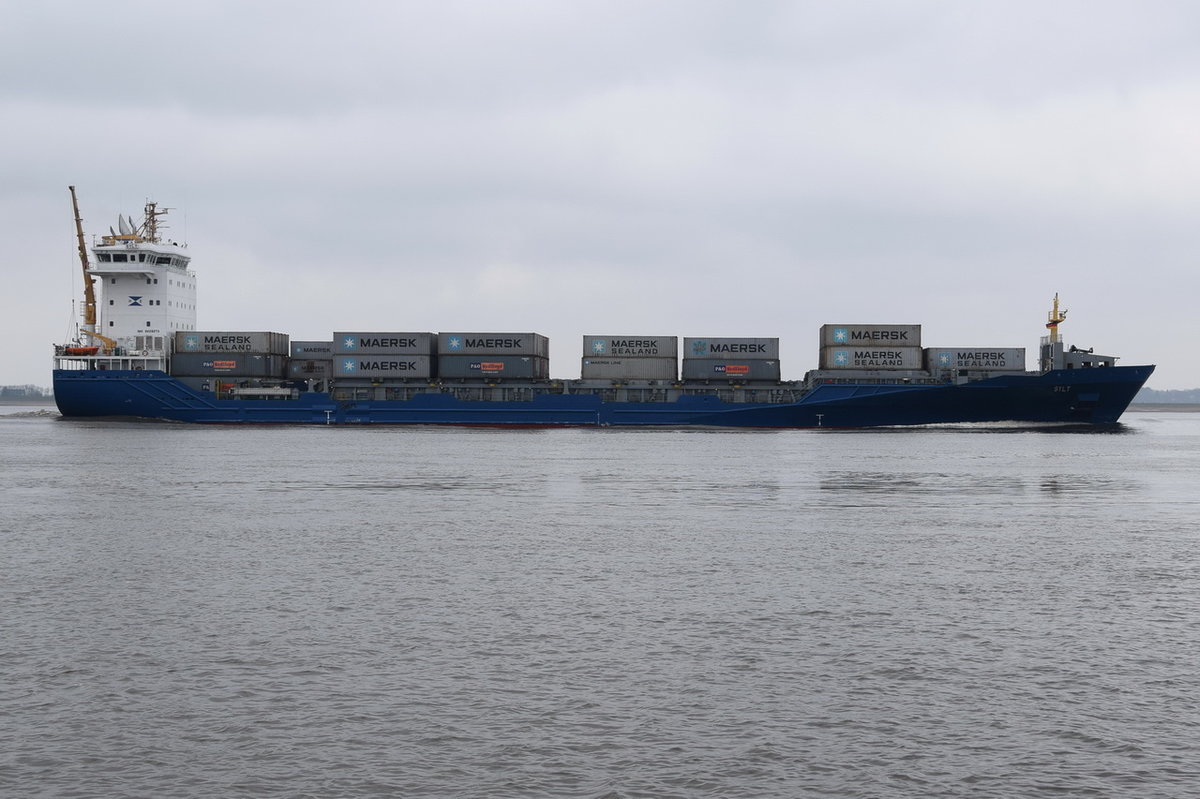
832,327,849,343
447,337,463,350
937,353,952,366
128,296,143,306
833,350,850,366
183,335,200,351
342,359,357,372
691,340,707,356
592,339,606,354
342,336,357,350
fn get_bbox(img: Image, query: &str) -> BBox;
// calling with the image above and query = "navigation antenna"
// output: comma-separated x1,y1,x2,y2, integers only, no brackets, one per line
1045,293,1068,344
139,199,170,243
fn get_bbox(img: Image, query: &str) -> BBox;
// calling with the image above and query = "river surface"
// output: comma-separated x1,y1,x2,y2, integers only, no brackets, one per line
3,407,1199,798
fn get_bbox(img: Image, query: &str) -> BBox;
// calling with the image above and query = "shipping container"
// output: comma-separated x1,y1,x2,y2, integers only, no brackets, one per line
174,331,290,355
582,336,678,359
819,324,921,349
683,337,779,360
924,347,1026,372
681,359,782,381
333,355,433,379
287,359,332,378
291,340,334,357
818,346,924,370
170,352,288,377
438,355,549,379
332,332,436,355
438,332,549,357
580,357,678,381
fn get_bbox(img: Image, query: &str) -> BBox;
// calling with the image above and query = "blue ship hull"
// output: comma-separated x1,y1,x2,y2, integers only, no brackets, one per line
53,365,1154,427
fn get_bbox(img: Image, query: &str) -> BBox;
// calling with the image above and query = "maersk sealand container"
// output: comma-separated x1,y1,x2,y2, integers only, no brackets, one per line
583,336,678,359
174,331,290,354
925,348,1026,372
818,347,924,370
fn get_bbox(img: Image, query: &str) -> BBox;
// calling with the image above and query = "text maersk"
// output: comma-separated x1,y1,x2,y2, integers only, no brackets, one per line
465,338,523,348
352,360,422,371
703,343,767,353
609,339,662,355
355,337,418,349
851,331,910,341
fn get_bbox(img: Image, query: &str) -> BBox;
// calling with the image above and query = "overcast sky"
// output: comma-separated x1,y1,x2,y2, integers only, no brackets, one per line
4,0,1197,388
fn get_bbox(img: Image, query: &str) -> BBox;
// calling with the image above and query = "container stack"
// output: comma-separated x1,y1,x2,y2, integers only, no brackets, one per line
682,337,780,381
171,331,289,378
288,341,333,380
818,324,923,370
924,347,1026,373
332,332,436,379
580,336,678,381
437,332,549,379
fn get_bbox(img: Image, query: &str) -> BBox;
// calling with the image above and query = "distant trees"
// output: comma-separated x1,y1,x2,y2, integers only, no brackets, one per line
1135,387,1200,403
0,385,53,400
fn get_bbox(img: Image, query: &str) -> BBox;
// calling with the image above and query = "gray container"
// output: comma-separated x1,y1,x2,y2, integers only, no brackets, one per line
439,332,549,357
333,332,436,355
333,355,433,379
583,336,678,359
580,357,678,381
925,347,1026,371
175,331,290,355
287,358,332,378
681,359,782,381
819,324,921,348
438,355,549,379
171,352,287,377
683,337,779,360
819,346,924,370
291,340,334,357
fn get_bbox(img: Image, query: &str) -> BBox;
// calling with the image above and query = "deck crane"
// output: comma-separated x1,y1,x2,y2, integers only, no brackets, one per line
68,186,119,353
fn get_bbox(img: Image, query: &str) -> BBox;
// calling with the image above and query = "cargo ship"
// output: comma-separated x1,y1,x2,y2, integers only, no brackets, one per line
52,189,1154,427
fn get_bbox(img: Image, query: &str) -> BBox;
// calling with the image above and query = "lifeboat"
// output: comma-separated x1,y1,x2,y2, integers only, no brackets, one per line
64,346,100,356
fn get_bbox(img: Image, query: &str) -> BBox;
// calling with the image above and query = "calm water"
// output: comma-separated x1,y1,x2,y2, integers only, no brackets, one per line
3,408,1199,798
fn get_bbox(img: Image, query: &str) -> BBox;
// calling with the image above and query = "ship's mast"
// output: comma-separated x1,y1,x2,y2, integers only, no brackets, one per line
1045,293,1067,344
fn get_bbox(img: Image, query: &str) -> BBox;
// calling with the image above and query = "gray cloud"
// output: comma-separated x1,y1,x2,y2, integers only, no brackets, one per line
5,1,1197,388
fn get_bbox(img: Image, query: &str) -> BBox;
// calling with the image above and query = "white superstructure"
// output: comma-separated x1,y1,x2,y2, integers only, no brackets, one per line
56,192,196,372
89,201,195,355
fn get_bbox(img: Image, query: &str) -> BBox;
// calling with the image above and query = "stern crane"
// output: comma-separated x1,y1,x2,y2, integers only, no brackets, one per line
68,186,118,353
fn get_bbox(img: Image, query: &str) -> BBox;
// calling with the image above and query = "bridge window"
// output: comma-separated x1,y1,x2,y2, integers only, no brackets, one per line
112,253,127,262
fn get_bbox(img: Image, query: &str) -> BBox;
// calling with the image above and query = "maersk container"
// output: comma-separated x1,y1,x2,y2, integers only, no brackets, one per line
438,332,549,357
681,359,782,381
438,355,549,379
818,346,924,370
287,359,332,378
582,336,678,359
819,324,921,349
291,340,334,357
170,352,288,377
683,337,779,360
580,357,678,380
925,347,1026,372
332,332,436,355
174,331,290,355
333,355,433,378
